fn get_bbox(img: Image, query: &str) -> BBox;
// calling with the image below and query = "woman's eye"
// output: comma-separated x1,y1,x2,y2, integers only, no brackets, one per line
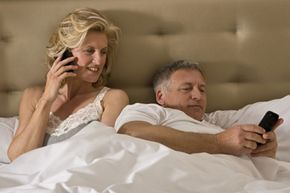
101,51,107,55
101,49,108,55
85,48,95,54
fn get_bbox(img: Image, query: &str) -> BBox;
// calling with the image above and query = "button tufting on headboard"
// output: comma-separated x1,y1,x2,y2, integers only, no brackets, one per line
0,0,290,116
0,33,12,44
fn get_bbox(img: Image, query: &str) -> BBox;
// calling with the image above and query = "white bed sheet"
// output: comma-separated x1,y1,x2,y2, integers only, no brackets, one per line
0,121,289,193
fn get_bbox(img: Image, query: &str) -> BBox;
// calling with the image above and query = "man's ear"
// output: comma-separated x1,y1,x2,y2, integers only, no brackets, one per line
155,89,165,106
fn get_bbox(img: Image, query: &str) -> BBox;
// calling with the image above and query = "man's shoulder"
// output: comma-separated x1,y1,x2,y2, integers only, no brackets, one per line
115,103,165,131
118,103,170,121
125,103,164,110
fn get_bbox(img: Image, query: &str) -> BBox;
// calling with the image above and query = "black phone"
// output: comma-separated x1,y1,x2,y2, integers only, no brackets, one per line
61,49,75,72
258,111,279,132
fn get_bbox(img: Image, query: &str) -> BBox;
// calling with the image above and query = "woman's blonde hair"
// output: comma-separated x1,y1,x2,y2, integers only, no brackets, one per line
46,7,120,86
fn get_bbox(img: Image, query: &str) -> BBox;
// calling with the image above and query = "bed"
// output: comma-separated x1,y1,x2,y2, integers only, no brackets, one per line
1,0,290,192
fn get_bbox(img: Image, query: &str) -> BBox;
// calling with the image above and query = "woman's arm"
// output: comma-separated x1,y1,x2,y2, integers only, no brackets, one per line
8,56,77,161
7,87,53,161
101,89,129,127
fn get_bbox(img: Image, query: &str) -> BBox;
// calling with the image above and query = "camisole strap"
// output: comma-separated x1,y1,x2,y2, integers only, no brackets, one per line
94,86,110,103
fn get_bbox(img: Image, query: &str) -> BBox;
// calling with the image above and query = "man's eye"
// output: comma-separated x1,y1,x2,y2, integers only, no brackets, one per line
200,87,206,93
180,87,192,92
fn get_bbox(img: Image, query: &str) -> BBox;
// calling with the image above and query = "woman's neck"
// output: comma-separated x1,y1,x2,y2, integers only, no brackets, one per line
59,78,99,100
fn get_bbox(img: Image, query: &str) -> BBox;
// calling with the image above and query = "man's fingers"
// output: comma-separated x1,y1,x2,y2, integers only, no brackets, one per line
272,118,283,131
241,124,265,134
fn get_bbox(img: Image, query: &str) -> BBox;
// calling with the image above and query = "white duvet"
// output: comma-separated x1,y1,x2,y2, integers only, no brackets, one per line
0,121,289,193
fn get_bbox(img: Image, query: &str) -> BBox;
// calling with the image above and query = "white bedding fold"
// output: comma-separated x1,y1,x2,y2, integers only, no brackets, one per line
0,121,289,193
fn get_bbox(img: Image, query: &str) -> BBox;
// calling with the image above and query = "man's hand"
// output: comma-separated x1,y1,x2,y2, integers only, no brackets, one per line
216,124,266,156
251,118,283,158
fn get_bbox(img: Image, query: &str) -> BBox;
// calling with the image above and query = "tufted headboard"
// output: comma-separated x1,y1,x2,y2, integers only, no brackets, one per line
1,0,290,117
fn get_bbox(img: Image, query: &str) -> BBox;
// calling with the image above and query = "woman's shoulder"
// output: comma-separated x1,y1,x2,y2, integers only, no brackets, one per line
102,87,129,104
106,87,128,98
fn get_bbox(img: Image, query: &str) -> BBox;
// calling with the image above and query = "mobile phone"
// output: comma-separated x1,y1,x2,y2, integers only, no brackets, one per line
258,111,279,132
61,49,75,72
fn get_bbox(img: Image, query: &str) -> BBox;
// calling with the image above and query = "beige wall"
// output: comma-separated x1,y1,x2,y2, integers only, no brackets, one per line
1,0,290,116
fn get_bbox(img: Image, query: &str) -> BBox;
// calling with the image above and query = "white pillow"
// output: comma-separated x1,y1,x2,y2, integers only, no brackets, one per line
207,95,290,162
0,117,18,163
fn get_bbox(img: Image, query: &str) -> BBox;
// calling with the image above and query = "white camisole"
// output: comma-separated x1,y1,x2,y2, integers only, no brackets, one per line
46,87,110,137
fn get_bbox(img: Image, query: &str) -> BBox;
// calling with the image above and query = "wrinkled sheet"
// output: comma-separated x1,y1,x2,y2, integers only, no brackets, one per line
0,121,289,193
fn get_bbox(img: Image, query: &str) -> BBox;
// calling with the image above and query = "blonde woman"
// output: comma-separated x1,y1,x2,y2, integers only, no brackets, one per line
8,8,129,161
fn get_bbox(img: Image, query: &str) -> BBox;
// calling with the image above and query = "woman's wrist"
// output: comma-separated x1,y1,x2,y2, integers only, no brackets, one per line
36,96,54,109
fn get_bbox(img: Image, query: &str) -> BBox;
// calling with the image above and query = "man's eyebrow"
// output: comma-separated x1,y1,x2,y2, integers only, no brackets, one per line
180,82,206,86
180,82,193,86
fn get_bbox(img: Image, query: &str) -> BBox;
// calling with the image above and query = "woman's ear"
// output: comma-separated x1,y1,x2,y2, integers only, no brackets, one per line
155,89,165,106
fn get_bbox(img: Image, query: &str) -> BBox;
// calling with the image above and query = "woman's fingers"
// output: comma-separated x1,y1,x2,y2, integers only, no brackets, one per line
50,56,77,75
59,71,77,80
54,64,78,77
50,55,62,70
51,55,76,72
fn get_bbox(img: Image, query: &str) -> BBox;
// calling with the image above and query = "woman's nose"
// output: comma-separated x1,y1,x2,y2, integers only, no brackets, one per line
92,52,102,65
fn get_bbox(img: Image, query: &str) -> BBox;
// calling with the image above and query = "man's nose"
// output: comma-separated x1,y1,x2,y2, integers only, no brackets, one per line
191,88,201,99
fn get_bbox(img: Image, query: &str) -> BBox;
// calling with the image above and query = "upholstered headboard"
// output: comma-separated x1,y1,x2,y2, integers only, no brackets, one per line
1,0,290,116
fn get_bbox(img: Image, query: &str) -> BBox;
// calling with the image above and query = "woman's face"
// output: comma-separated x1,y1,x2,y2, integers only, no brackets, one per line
71,31,108,83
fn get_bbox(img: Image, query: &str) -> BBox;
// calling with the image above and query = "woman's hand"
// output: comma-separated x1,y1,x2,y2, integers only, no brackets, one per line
42,55,78,102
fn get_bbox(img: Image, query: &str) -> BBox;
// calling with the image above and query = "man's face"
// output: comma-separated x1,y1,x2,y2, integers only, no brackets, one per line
156,69,207,121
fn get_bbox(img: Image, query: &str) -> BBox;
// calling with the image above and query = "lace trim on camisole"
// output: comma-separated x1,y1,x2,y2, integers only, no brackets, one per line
46,87,110,136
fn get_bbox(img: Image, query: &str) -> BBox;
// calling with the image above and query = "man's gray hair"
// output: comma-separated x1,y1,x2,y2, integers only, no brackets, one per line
152,60,204,93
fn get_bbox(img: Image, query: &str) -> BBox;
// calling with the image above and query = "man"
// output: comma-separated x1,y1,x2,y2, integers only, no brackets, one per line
115,60,283,158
